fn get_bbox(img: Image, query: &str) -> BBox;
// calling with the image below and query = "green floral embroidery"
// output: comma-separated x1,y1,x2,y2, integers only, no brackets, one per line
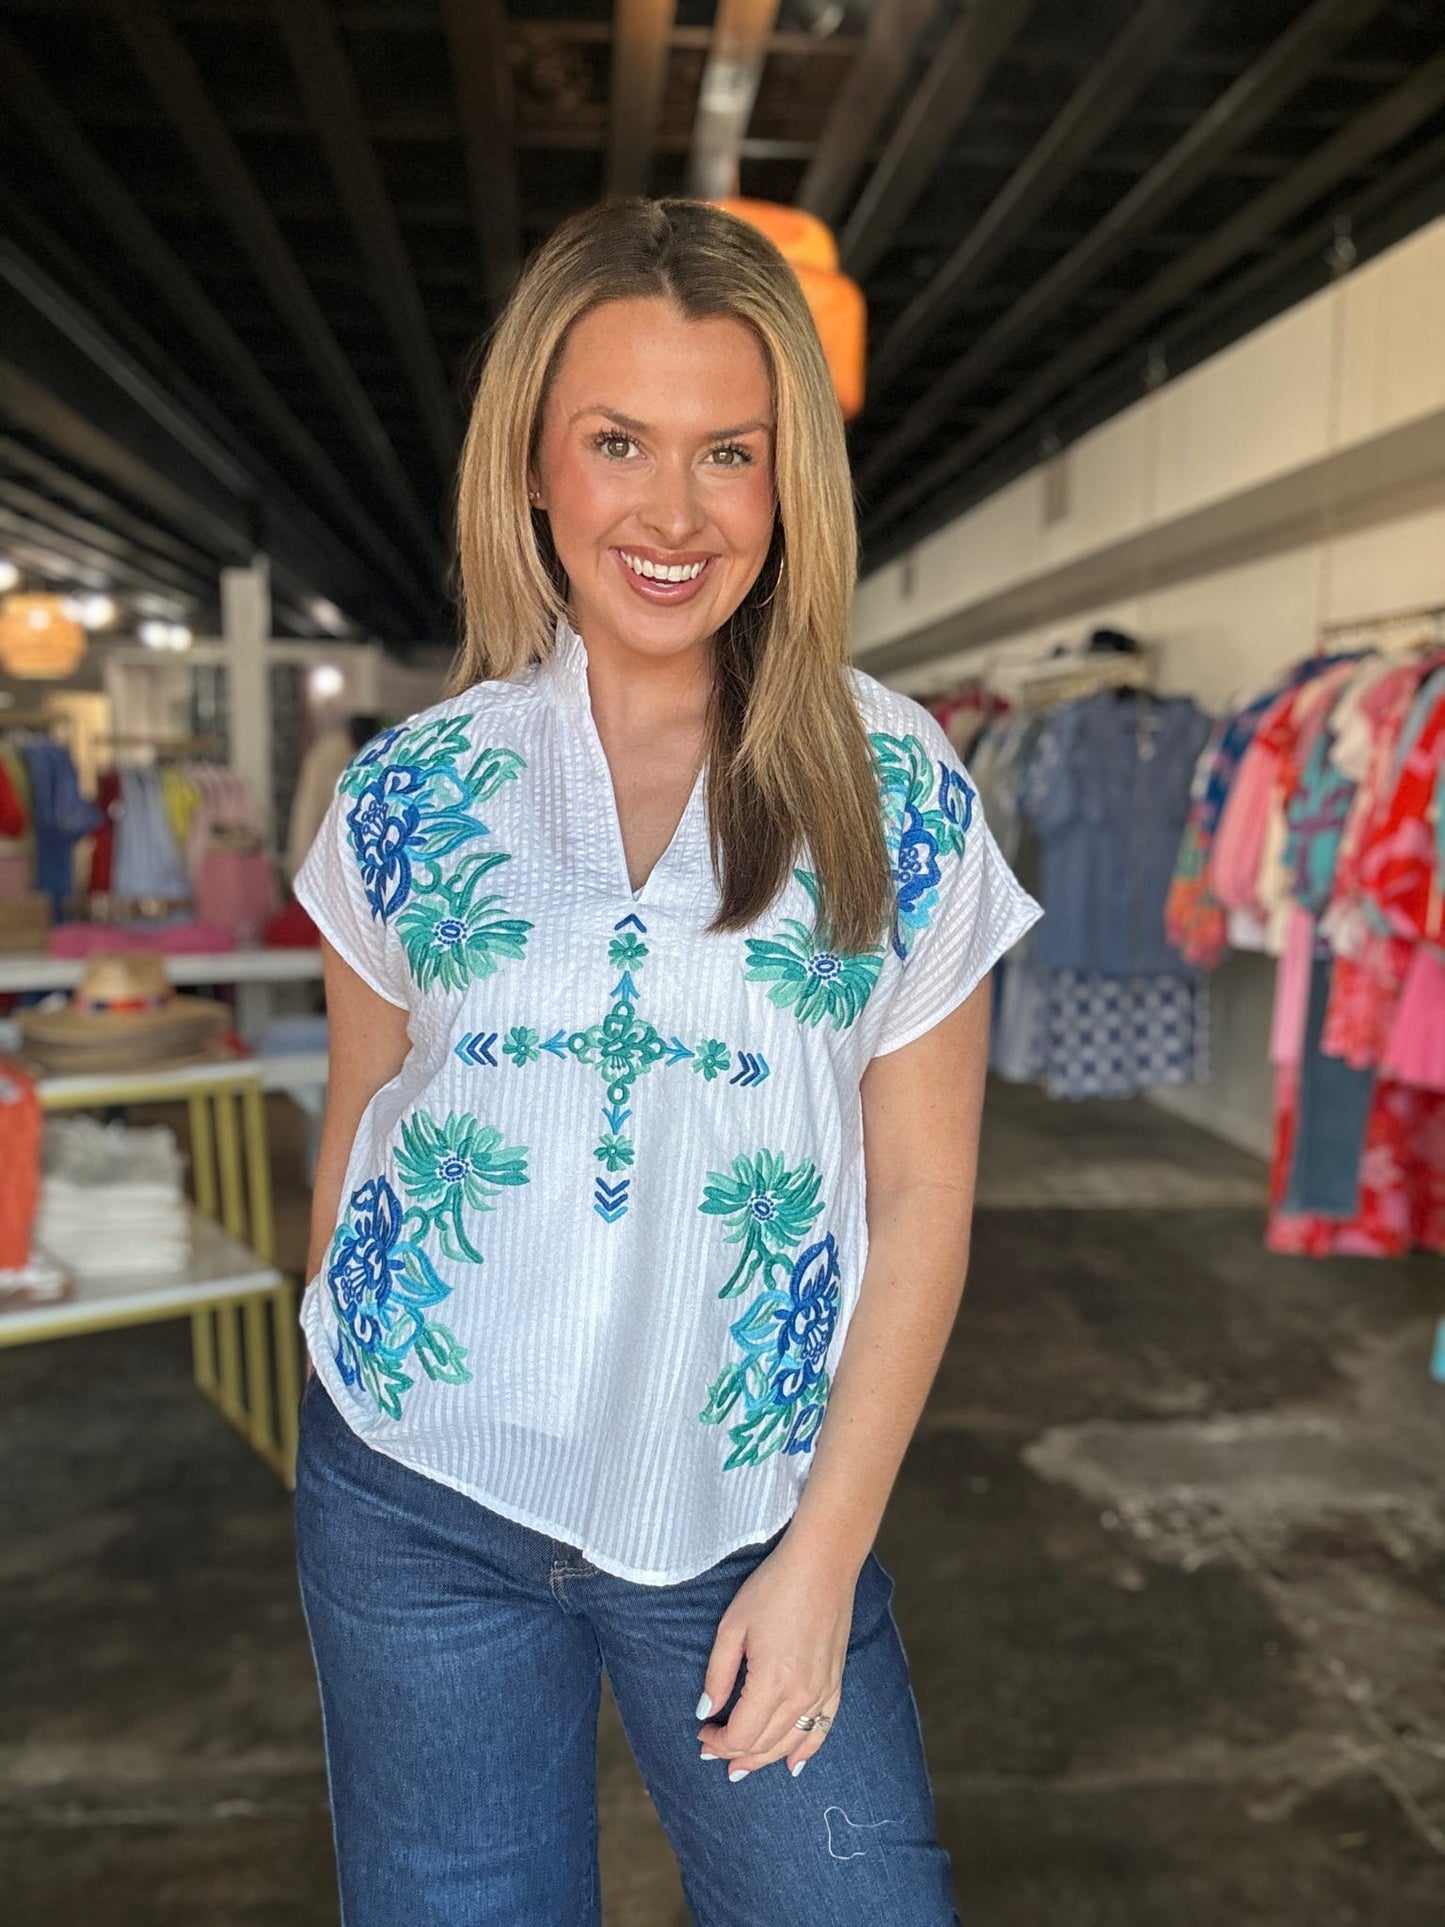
395,852,531,993
502,1025,540,1066
567,998,670,1101
594,1133,635,1172
692,1039,731,1080
394,1111,528,1263
698,1148,824,1298
743,869,883,1030
699,1149,837,1469
608,932,648,970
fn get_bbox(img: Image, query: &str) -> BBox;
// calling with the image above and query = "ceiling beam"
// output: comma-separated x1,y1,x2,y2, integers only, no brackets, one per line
0,235,433,636
869,0,1206,395
0,237,256,502
855,0,1392,494
0,493,209,601
0,356,247,560
795,0,937,227
0,434,218,578
441,0,522,315
862,47,1445,548
0,28,438,625
0,193,428,634
688,0,782,201
272,0,461,477
607,0,677,201
105,0,445,574
839,0,1041,281
0,471,213,591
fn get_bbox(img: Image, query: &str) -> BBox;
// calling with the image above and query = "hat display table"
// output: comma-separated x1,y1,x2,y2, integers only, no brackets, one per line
2,1060,302,1487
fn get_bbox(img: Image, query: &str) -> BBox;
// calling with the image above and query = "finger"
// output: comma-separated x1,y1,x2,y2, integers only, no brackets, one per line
703,1668,787,1762
717,1692,837,1773
784,1705,840,1775
695,1620,745,1732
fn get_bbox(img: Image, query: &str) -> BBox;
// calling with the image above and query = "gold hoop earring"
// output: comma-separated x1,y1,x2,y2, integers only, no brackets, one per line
755,553,786,608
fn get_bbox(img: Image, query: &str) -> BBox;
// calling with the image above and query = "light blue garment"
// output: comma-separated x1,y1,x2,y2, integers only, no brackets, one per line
1023,692,1213,974
111,767,191,902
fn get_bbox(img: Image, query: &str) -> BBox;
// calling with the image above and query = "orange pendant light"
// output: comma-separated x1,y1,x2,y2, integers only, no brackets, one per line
0,592,87,679
713,197,866,421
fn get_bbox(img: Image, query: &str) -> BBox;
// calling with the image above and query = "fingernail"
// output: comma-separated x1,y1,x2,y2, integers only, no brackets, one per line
700,1749,719,1761
790,1759,807,1776
728,1768,749,1783
695,1693,712,1719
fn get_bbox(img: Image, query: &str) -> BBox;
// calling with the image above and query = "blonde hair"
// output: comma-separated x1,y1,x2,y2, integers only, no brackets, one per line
452,196,891,953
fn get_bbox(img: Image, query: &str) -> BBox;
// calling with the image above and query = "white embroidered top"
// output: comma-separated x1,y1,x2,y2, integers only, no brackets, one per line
294,614,1040,1583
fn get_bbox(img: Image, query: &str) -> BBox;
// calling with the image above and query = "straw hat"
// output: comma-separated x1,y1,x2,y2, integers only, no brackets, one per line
19,951,230,1074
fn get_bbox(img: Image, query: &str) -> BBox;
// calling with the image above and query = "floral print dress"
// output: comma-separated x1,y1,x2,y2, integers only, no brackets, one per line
294,613,1039,1584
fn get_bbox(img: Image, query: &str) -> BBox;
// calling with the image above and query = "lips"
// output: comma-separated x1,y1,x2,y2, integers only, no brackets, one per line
611,548,717,604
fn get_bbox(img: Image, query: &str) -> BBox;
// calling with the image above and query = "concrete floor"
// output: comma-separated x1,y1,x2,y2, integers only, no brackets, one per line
3,1082,1444,1923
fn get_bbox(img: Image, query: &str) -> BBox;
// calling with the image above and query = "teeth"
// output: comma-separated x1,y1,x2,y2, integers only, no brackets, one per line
619,551,707,583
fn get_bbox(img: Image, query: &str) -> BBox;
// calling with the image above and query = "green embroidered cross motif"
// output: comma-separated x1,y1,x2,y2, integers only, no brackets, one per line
453,912,771,1223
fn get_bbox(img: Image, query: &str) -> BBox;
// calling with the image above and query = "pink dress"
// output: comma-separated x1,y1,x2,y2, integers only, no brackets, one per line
1381,947,1445,1092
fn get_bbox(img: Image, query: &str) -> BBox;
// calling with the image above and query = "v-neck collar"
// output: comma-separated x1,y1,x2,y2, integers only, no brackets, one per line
536,611,711,909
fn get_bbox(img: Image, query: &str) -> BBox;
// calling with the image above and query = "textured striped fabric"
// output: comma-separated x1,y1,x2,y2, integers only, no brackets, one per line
293,614,1040,1582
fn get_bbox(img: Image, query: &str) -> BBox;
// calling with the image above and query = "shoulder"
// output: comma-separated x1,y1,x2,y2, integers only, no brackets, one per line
340,676,540,780
846,663,959,769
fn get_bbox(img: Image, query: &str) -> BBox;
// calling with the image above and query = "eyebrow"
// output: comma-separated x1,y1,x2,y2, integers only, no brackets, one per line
569,405,772,439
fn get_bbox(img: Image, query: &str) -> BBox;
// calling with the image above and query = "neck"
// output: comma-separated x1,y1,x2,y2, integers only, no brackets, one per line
570,614,714,738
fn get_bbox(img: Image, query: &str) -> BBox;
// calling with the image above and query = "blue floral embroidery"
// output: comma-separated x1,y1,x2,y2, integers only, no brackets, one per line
327,1111,529,1419
338,716,532,991
698,1150,837,1468
869,731,975,961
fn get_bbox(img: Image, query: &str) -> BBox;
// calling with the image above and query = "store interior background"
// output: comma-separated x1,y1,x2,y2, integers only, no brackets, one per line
2,1,1444,1921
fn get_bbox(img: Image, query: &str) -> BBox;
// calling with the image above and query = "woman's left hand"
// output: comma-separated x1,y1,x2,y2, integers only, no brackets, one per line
695,1533,858,1779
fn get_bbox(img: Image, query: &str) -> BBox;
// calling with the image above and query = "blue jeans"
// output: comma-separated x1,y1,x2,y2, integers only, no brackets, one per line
295,1374,960,1925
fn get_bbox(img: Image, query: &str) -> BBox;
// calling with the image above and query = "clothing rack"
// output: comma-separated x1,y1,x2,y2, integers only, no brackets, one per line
1317,602,1445,652
96,732,222,756
910,670,988,710
1017,646,1158,711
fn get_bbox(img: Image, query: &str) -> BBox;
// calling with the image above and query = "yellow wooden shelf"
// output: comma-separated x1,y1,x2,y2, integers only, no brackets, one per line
8,1062,304,1487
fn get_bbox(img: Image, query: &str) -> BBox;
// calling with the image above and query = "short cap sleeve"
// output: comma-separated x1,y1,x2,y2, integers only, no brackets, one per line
292,763,409,1010
870,731,1042,1058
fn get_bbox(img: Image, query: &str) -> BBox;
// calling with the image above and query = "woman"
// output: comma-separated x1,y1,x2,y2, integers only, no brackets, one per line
293,197,1039,1925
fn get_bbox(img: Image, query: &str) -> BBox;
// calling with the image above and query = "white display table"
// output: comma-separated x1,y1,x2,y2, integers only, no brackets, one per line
1,1059,304,1485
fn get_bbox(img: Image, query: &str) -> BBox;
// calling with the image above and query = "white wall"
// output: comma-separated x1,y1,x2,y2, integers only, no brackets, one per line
851,220,1445,1156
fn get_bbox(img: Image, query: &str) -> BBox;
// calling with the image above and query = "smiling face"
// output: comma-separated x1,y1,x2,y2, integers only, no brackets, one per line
528,296,778,673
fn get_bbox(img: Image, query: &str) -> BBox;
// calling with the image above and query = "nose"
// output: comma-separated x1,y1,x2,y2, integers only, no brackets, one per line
638,455,706,547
